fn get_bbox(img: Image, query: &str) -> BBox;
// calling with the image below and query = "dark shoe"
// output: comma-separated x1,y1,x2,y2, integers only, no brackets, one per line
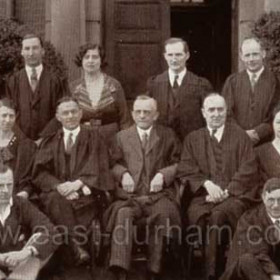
147,271,161,280
111,266,128,280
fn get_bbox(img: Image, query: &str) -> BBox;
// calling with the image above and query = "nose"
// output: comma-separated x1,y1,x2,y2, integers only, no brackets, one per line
139,111,145,118
273,200,280,208
213,109,219,117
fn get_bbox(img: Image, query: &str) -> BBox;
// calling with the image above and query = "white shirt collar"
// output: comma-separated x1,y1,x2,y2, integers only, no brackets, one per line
246,66,264,82
25,64,43,81
136,126,153,140
0,197,13,226
63,126,81,145
207,125,225,142
168,68,187,87
268,214,280,225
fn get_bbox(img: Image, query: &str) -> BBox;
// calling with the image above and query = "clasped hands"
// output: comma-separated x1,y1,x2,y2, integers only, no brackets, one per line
56,180,91,200
204,180,229,204
121,172,164,193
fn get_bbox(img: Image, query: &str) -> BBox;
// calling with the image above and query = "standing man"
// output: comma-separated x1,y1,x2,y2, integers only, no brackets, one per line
105,95,181,280
222,37,280,145
6,34,68,141
147,37,212,141
220,178,280,280
0,164,59,280
177,93,259,280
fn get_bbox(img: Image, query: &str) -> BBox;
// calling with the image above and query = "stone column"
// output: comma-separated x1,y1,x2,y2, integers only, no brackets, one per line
46,0,86,80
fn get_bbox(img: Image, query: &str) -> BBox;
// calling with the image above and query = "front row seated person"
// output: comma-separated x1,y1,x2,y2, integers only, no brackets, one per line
220,178,280,280
104,95,181,280
32,96,114,266
0,98,37,199
177,93,259,280
0,164,59,280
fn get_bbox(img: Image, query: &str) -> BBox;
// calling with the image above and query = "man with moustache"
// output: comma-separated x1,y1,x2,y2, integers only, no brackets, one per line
177,94,259,280
105,95,181,280
147,37,212,141
222,37,280,145
32,96,113,267
0,164,58,280
6,34,68,141
220,178,280,280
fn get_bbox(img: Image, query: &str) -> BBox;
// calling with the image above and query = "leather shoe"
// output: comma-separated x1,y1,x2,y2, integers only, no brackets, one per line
111,266,128,280
147,271,161,280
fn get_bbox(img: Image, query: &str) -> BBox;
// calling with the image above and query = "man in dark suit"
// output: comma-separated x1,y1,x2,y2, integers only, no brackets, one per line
32,96,113,267
220,178,280,280
222,37,280,145
147,37,212,141
6,34,68,141
105,95,181,280
177,93,259,280
0,164,59,280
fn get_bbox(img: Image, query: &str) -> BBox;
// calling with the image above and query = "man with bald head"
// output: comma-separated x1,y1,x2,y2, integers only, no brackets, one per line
177,93,259,280
105,95,181,280
222,37,280,145
221,178,280,280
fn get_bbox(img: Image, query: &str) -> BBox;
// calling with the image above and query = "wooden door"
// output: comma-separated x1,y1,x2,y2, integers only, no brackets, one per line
105,0,170,100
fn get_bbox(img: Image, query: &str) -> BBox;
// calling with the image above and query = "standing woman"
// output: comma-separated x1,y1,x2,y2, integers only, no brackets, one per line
256,105,280,185
70,43,130,145
0,98,37,198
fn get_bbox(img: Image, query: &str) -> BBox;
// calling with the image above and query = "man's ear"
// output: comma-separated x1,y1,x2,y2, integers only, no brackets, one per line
201,108,206,119
261,49,266,59
186,51,190,61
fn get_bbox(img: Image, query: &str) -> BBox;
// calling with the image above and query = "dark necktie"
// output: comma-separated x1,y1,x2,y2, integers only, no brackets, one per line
173,74,179,90
141,132,148,151
211,129,218,140
250,73,257,92
30,67,38,92
65,133,74,154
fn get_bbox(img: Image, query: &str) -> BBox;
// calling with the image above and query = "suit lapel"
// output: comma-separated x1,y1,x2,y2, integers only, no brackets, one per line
157,72,170,117
31,68,46,108
145,126,159,155
127,126,143,160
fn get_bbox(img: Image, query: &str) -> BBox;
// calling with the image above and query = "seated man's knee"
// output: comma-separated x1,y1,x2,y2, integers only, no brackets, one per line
116,207,134,222
209,210,228,227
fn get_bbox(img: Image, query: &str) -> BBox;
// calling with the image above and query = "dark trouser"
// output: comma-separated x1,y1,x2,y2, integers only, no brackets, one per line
110,197,181,273
220,253,270,280
187,197,248,280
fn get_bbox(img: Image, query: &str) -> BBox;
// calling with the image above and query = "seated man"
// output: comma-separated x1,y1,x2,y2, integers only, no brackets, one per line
32,96,113,266
104,95,181,280
177,93,259,280
0,164,58,280
220,178,280,280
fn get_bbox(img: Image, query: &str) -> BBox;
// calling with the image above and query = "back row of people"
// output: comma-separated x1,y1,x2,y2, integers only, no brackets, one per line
0,33,279,280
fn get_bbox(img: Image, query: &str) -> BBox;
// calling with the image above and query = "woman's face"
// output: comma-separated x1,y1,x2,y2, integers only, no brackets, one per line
273,111,280,140
82,48,101,74
0,106,15,132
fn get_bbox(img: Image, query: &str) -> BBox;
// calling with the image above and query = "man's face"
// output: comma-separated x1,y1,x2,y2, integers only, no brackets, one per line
132,99,159,130
240,39,266,73
0,169,14,204
202,95,227,129
56,101,82,130
0,106,15,132
164,42,190,73
273,112,280,140
21,37,45,67
263,189,280,219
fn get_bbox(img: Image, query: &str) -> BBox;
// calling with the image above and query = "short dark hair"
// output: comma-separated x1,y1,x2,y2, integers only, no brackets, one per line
56,96,80,111
22,34,44,48
163,38,189,53
263,178,280,194
0,98,16,111
74,43,106,68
